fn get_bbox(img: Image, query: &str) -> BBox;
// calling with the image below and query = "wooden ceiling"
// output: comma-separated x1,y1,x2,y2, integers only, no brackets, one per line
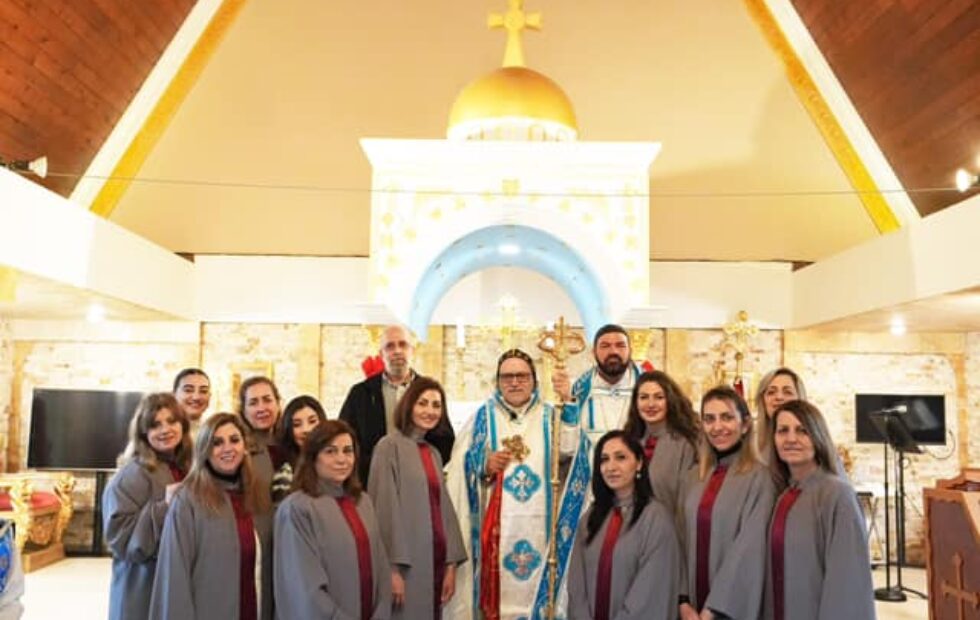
1,0,977,218
0,0,196,197
791,0,980,215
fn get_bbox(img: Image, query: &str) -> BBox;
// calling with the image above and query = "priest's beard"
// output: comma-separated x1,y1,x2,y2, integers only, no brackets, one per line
597,354,628,382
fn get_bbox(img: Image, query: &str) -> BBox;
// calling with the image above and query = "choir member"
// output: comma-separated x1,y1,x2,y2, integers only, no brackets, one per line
103,393,191,620
239,376,285,497
274,420,392,619
567,430,681,620
753,367,807,458
678,385,774,620
271,395,327,503
149,413,273,620
763,400,875,620
367,376,467,620
622,370,699,519
172,368,211,428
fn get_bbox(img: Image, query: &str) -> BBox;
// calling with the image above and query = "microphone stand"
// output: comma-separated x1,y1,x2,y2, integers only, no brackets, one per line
871,409,926,602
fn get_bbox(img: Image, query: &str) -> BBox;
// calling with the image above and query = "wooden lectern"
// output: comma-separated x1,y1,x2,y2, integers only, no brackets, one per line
924,469,980,620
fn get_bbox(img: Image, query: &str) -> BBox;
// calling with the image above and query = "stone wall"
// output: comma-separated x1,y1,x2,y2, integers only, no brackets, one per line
4,327,198,551
785,331,969,566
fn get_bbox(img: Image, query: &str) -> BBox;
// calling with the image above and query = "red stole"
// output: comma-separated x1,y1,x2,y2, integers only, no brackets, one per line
643,436,658,462
337,496,374,620
595,507,624,620
695,463,729,611
479,474,504,620
167,463,185,483
227,491,257,620
770,487,802,620
419,444,448,619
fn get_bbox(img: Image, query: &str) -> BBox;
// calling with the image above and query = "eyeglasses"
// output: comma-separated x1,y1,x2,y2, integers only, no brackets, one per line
499,372,533,384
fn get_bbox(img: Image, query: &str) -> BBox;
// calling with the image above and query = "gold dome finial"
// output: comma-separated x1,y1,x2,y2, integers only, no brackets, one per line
488,0,541,68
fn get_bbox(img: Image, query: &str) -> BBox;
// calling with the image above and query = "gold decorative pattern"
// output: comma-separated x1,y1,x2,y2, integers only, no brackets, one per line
743,0,900,233
90,0,249,217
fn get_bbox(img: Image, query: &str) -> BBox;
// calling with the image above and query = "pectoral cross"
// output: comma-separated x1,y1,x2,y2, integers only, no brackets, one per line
942,553,980,620
488,0,542,67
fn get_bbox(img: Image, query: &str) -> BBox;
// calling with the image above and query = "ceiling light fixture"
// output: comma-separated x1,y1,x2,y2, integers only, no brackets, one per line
0,155,48,179
86,303,106,323
889,316,907,336
954,168,979,193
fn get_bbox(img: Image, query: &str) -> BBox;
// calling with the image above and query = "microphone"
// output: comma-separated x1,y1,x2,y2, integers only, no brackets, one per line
876,404,907,415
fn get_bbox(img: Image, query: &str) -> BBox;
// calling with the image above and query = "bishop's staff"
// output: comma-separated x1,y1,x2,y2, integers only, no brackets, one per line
537,317,586,620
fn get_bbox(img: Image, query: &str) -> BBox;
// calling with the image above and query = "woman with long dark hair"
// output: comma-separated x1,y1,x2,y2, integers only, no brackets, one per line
271,394,327,503
368,377,466,619
763,400,874,620
149,413,273,619
104,393,192,620
567,430,680,620
274,420,391,619
678,386,774,620
622,370,700,518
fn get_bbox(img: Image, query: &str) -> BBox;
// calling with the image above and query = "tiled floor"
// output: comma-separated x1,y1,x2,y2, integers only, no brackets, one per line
21,557,929,619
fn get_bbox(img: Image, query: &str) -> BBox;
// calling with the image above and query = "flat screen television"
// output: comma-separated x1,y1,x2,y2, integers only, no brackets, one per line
28,388,145,470
854,393,946,447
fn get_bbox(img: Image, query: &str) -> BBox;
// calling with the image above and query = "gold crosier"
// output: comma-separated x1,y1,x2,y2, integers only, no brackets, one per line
536,317,586,619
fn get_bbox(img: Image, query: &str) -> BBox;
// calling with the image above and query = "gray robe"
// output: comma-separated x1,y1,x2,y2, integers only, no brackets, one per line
644,425,697,521
249,429,275,501
148,484,274,620
567,498,680,620
763,469,875,620
679,454,775,619
274,483,392,620
367,432,467,620
103,460,180,620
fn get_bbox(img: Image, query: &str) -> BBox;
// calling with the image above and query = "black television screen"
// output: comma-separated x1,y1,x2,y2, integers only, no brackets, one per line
28,388,145,470
854,393,946,446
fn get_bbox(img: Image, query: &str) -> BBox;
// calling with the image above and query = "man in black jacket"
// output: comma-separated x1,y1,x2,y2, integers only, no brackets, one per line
339,324,455,485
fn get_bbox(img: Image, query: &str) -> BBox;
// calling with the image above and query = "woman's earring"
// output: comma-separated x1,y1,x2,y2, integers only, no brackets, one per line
635,469,642,479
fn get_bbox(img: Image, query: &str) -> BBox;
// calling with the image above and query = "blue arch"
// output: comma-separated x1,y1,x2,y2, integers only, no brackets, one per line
408,225,609,340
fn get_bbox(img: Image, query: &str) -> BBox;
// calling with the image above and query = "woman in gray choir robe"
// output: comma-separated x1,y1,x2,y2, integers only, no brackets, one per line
271,395,327,503
239,376,286,499
623,371,700,520
367,377,467,620
678,385,775,620
753,367,808,460
763,400,875,620
567,431,680,620
274,419,392,620
149,413,274,620
103,392,192,620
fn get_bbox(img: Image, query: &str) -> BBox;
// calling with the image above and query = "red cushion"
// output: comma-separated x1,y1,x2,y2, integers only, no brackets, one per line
0,490,60,511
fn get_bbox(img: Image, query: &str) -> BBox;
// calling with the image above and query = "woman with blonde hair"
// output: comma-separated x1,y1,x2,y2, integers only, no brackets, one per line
150,413,273,620
678,386,774,620
103,392,192,620
753,367,807,459
763,400,874,620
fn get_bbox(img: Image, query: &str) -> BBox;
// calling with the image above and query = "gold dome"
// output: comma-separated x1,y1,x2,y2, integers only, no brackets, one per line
447,66,578,141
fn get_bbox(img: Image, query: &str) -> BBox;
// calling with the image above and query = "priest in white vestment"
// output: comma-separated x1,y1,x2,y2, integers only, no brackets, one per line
446,349,590,620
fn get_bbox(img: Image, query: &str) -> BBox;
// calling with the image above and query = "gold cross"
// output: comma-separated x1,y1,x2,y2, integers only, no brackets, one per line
488,0,542,67
537,316,585,371
942,553,980,620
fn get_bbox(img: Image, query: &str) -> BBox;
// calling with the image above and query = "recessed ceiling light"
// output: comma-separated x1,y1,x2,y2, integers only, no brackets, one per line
86,303,106,323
